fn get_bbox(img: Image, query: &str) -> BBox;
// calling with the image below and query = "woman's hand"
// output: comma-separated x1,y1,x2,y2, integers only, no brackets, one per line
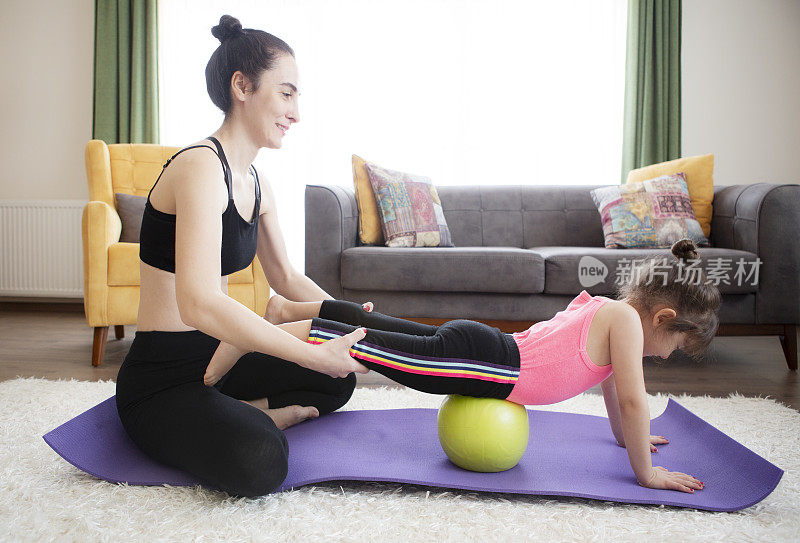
362,302,374,312
639,466,704,493
617,435,669,452
311,327,370,378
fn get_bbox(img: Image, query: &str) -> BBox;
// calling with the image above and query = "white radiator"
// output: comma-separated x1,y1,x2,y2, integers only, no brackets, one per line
0,199,85,297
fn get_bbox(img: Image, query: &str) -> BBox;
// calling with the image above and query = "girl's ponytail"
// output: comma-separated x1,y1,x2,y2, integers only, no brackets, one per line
671,238,699,262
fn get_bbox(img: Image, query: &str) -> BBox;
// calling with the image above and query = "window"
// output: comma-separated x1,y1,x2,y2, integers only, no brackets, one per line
159,0,627,270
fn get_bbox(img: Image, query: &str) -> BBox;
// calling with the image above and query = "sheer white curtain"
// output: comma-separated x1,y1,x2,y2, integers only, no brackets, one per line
159,0,627,272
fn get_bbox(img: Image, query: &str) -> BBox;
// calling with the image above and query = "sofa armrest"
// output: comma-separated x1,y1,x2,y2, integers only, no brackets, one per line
305,185,359,299
81,201,123,326
711,183,800,323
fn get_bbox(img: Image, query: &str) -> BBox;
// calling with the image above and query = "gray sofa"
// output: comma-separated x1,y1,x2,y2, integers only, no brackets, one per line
305,183,800,370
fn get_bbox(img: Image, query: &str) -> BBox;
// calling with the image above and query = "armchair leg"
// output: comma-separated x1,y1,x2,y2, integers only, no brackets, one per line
92,326,109,367
114,325,125,340
780,324,799,371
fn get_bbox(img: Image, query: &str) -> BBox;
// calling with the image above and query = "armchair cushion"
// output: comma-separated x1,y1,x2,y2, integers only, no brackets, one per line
227,265,254,284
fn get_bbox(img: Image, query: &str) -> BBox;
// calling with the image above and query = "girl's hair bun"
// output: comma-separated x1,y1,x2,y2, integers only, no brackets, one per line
671,238,699,261
212,15,244,43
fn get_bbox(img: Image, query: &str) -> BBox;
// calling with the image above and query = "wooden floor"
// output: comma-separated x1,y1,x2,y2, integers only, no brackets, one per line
1,305,798,411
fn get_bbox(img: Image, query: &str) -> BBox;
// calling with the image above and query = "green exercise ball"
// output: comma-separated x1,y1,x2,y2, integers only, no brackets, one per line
436,395,529,473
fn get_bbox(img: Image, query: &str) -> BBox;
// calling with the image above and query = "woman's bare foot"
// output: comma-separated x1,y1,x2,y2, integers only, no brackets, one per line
265,294,289,325
243,398,319,430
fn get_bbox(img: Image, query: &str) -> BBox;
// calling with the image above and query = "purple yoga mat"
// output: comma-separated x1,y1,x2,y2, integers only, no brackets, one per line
43,397,782,511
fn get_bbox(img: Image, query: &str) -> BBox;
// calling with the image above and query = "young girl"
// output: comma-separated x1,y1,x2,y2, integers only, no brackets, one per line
205,239,720,494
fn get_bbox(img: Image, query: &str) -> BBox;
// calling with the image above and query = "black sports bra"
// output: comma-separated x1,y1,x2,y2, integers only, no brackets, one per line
139,136,261,276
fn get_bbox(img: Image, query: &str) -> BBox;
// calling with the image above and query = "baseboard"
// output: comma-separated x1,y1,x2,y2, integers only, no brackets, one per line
0,297,84,313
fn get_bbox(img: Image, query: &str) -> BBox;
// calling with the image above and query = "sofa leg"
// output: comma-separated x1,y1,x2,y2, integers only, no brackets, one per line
92,326,108,367
114,325,125,340
780,324,799,372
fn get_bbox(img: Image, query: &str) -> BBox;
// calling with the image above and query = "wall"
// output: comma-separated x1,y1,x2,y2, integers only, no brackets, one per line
0,0,94,201
682,0,800,185
0,0,797,202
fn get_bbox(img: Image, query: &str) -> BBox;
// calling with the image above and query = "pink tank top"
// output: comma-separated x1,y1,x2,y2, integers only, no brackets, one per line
505,290,614,405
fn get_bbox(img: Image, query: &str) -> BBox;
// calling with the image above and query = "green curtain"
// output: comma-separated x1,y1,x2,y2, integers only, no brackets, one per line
621,0,681,182
92,0,159,144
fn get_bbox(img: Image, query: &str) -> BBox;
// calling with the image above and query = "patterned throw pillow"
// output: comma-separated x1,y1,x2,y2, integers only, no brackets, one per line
364,162,453,248
590,173,709,249
626,154,714,238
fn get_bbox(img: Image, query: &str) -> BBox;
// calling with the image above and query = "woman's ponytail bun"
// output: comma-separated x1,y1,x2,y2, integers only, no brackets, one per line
212,15,244,43
671,238,699,261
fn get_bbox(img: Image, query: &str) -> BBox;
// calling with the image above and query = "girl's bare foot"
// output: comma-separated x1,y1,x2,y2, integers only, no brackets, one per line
203,366,224,387
265,294,289,325
243,398,319,430
204,341,243,387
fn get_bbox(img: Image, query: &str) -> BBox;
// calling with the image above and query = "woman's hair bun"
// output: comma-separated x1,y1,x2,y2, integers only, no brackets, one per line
671,238,699,261
212,15,244,43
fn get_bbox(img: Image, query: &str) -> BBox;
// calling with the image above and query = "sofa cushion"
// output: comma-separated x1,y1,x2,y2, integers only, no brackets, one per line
341,247,544,294
531,246,760,296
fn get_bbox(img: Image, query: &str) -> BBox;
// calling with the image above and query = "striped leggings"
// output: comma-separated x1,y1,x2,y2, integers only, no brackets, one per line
309,300,521,399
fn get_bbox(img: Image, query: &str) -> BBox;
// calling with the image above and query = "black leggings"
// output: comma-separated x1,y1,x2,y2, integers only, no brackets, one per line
315,300,521,399
115,330,355,498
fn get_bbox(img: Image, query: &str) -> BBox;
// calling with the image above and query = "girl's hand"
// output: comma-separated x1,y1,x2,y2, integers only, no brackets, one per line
639,466,704,493
311,327,370,378
616,435,669,452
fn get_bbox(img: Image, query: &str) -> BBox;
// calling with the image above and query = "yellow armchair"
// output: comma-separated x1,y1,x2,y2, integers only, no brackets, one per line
82,140,269,366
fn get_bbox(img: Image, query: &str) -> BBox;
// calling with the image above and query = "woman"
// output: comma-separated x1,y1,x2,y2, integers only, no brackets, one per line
115,15,368,498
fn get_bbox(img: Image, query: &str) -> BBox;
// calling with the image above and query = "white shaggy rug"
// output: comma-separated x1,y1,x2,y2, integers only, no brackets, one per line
1,378,798,542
